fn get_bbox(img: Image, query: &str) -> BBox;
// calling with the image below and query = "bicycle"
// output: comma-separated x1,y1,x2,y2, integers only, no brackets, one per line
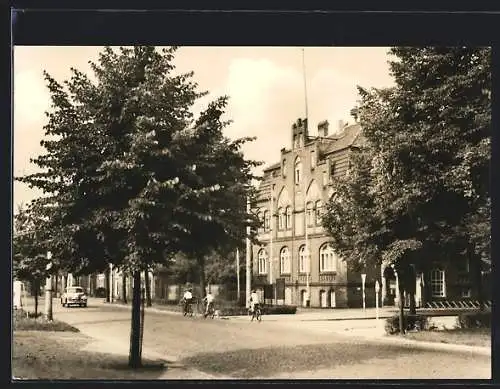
203,302,216,319
249,303,262,322
181,298,194,317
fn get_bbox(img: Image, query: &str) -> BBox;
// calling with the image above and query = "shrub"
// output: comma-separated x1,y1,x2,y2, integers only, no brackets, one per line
385,314,430,335
13,309,79,332
218,304,297,316
262,305,297,315
456,311,491,329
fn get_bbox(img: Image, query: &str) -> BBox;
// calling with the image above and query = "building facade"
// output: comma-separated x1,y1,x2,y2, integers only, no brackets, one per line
251,117,489,309
251,118,379,308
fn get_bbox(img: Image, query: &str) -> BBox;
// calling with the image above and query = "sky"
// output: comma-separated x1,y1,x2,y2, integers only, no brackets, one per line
13,46,395,208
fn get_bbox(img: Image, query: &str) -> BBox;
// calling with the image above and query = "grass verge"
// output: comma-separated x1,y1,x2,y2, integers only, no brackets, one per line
12,331,168,380
13,309,79,332
405,328,491,348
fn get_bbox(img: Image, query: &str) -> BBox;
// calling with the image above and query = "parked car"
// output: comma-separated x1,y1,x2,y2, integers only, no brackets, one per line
61,286,88,308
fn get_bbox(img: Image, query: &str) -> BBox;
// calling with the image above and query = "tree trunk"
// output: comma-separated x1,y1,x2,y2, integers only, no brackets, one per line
144,269,152,307
129,271,142,368
105,268,110,303
34,279,39,316
398,285,405,336
54,272,59,298
409,291,416,315
122,272,128,304
198,255,206,299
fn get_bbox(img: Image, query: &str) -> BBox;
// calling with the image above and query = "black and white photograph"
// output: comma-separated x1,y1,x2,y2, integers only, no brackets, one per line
12,36,491,380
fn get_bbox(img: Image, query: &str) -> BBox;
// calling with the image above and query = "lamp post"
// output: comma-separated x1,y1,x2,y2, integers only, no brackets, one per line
375,279,380,320
361,273,366,312
45,251,53,321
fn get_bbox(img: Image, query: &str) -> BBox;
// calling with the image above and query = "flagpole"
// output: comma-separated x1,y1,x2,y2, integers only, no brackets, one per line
302,48,309,126
245,197,252,309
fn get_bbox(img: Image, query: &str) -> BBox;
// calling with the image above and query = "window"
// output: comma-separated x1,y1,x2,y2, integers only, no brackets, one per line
280,247,291,274
282,159,287,177
295,157,302,185
258,212,264,232
310,150,316,169
278,207,285,230
258,249,268,274
306,202,314,226
286,206,292,229
322,171,328,187
330,162,336,180
263,210,270,231
319,243,337,272
315,200,323,225
430,269,446,298
293,135,299,149
461,288,472,298
458,257,470,273
299,245,309,273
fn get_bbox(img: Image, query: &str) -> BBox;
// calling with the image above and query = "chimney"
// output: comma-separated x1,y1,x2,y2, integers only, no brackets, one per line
317,120,329,137
338,120,346,132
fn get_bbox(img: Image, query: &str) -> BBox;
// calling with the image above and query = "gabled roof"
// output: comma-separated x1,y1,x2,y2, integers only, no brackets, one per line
322,123,363,155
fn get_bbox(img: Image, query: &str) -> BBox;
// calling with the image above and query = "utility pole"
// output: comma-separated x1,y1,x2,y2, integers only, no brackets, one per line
44,251,53,321
245,197,252,308
304,176,310,307
269,189,275,305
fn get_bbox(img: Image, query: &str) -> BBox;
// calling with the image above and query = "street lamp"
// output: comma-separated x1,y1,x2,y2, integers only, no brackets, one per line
45,251,53,321
361,273,366,312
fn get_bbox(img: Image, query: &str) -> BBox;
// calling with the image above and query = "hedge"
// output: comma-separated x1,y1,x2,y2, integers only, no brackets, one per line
219,304,297,316
385,314,430,335
456,311,491,329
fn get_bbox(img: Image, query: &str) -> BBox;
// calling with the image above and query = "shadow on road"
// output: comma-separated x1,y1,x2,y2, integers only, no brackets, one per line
179,341,479,379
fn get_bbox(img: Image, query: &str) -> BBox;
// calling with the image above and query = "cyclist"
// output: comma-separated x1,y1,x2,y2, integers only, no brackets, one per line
182,287,193,314
249,289,260,313
203,291,215,316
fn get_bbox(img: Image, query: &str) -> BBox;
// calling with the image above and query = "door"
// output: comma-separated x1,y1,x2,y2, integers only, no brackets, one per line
330,290,336,308
301,290,307,307
320,290,327,307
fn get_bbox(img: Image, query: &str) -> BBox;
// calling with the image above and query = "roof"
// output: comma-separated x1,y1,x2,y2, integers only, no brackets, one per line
323,123,363,155
263,162,281,172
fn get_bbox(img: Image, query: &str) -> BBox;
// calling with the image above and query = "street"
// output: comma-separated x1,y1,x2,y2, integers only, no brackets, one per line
21,297,490,379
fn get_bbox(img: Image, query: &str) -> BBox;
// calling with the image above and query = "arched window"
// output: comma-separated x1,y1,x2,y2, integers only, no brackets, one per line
263,210,270,231
306,201,314,226
278,207,285,230
310,150,316,169
286,206,292,229
280,247,291,274
282,159,287,177
319,243,337,273
295,157,302,185
430,268,446,297
298,245,309,273
315,200,323,225
257,249,268,275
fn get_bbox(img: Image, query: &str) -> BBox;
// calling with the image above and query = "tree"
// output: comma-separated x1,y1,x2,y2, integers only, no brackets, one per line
323,47,491,333
13,204,52,317
17,46,260,367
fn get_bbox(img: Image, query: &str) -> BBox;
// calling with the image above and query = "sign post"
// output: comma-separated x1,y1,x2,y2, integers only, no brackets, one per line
375,279,380,320
361,273,366,312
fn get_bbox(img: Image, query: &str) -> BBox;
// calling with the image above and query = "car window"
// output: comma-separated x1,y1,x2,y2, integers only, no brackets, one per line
67,287,84,293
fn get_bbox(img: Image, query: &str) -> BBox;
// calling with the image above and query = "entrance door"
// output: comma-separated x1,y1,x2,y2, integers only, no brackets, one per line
301,290,307,307
329,290,336,308
320,290,327,307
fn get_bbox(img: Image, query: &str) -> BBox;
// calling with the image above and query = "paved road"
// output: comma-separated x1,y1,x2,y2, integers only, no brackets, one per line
25,298,492,379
